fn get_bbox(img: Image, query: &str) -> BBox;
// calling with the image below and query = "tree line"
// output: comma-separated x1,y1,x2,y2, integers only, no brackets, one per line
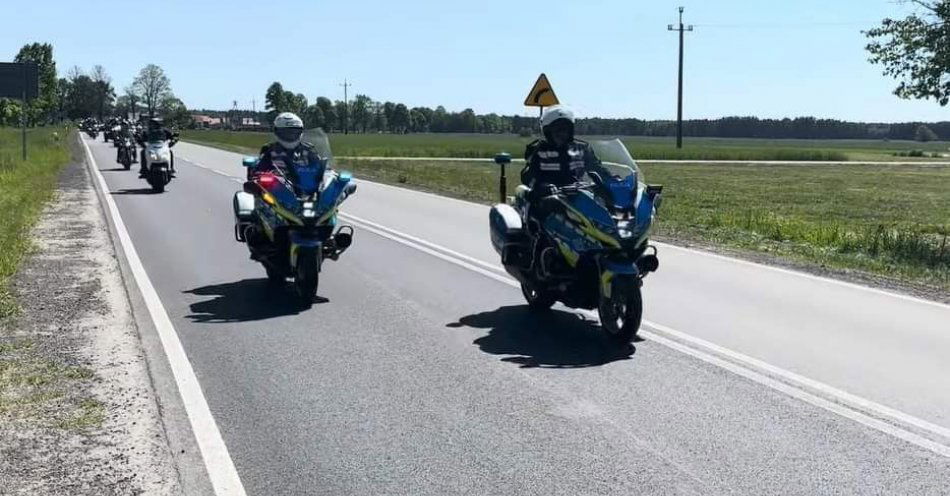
242,81,950,141
0,42,191,128
3,43,947,142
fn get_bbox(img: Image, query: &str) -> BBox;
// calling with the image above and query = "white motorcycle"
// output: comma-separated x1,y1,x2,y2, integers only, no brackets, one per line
142,134,178,193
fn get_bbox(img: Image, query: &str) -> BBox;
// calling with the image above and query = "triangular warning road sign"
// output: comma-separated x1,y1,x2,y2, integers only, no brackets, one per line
524,73,559,107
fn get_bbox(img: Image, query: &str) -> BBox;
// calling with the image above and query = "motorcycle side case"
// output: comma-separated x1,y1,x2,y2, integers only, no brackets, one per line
232,191,256,243
233,191,255,221
489,203,524,256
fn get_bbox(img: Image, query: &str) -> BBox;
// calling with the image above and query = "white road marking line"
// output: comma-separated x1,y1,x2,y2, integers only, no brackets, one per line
81,138,247,495
340,212,506,275
340,213,950,458
176,154,950,440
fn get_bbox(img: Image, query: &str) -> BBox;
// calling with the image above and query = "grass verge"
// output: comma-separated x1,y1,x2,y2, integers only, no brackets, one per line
0,127,71,317
182,130,950,162
0,127,101,432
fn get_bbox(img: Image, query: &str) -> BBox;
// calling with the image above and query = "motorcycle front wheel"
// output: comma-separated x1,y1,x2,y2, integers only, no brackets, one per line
598,281,642,343
521,282,556,312
293,254,319,307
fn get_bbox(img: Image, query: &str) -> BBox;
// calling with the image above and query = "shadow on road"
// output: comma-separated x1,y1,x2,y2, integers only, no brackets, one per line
446,305,634,369
101,167,132,172
183,278,328,323
111,187,160,195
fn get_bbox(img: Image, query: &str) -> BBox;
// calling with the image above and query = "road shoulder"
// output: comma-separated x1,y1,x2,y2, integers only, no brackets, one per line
0,144,181,493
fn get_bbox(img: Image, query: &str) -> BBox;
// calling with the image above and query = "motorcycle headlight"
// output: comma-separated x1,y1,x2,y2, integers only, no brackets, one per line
302,209,316,218
616,220,634,239
148,152,160,162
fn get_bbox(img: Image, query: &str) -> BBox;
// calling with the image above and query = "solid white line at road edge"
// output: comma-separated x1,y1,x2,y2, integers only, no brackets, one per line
339,212,950,458
81,138,247,495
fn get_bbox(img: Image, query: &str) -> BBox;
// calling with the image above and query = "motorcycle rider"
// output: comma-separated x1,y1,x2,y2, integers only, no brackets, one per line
248,112,326,184
137,117,176,177
521,105,612,222
115,119,137,163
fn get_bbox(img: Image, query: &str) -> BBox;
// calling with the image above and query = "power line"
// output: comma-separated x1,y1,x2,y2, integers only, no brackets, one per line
340,79,352,135
668,6,694,149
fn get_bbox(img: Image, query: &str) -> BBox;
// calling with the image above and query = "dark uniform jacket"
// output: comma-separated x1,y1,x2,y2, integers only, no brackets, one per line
251,142,324,182
521,138,610,192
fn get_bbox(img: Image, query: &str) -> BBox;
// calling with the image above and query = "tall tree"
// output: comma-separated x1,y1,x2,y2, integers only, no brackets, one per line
392,103,410,133
133,64,172,117
351,94,372,133
866,1,950,105
14,42,58,123
123,85,141,121
264,82,286,122
90,65,115,120
333,100,348,132
160,96,190,128
316,97,336,131
303,104,325,129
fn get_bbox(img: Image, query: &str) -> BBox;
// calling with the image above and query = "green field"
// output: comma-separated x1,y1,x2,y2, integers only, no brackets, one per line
0,128,72,317
184,131,950,292
182,130,950,162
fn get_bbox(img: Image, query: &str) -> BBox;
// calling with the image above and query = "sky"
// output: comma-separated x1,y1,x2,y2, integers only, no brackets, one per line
2,0,948,122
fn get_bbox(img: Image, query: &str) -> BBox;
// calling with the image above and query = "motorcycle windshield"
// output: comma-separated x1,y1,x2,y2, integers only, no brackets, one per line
302,128,335,169
295,166,322,195
588,139,642,210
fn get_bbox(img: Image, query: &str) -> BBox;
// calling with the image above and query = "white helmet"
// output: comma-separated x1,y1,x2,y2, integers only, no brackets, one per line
273,112,304,149
540,105,575,142
540,105,574,128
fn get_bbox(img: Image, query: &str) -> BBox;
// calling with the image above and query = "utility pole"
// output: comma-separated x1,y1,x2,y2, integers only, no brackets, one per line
340,79,352,134
668,6,693,149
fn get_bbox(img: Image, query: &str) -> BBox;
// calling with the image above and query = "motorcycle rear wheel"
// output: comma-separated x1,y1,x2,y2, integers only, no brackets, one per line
264,265,285,285
598,282,642,344
521,282,556,312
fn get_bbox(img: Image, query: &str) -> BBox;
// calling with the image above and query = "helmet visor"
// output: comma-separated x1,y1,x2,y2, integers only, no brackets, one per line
275,127,303,143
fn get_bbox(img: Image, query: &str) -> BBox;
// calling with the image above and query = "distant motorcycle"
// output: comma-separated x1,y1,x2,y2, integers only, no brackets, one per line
141,133,178,192
116,135,135,170
233,129,356,305
489,139,662,343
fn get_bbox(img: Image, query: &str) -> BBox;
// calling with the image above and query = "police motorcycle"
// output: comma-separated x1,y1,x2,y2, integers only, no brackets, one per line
233,129,357,306
489,139,662,343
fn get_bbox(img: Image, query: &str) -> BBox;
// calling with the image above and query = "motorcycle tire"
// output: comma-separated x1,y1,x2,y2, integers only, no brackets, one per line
597,281,642,344
521,282,556,312
293,253,319,307
149,176,165,193
264,265,285,285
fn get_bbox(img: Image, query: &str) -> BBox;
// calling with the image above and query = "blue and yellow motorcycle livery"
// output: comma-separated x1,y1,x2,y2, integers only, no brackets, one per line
489,139,662,343
232,129,356,305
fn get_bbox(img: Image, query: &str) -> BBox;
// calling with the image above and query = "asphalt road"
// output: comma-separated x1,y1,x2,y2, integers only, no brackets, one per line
85,137,950,495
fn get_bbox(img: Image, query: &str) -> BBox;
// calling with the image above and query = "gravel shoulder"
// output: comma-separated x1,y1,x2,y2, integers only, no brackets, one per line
0,146,180,494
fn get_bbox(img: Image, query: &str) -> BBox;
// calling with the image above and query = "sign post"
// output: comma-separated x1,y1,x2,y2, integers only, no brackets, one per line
0,62,39,161
523,73,560,132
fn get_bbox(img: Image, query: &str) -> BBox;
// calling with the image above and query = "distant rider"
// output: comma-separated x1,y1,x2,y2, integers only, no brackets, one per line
248,112,326,185
521,105,611,221
116,119,137,163
137,118,176,177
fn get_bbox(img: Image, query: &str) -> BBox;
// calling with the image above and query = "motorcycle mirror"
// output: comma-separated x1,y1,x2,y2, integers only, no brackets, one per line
242,157,259,168
494,153,511,165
